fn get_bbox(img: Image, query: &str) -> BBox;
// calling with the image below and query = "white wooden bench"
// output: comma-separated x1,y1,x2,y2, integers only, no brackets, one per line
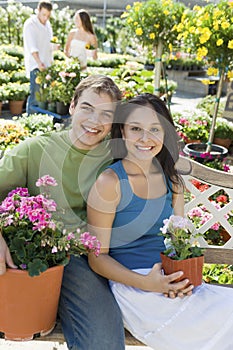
37,156,233,346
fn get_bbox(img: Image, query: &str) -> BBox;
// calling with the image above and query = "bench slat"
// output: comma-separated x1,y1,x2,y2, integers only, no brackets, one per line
204,248,233,264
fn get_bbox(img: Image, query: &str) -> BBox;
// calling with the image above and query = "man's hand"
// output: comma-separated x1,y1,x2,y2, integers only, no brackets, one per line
0,234,17,275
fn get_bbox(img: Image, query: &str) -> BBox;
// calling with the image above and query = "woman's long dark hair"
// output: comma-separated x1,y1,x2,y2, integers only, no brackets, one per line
77,9,95,34
111,93,183,192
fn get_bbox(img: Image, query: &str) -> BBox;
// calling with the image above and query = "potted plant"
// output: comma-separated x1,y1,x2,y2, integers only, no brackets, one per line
6,82,30,115
214,118,233,149
173,110,229,162
160,215,205,287
35,70,52,109
173,109,212,144
123,0,187,95
0,174,100,340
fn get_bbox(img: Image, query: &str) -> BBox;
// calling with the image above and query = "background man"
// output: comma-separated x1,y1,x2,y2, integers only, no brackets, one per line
23,0,53,114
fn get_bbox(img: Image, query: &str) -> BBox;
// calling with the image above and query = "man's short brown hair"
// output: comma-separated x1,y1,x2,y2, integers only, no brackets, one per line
73,75,122,107
38,1,52,12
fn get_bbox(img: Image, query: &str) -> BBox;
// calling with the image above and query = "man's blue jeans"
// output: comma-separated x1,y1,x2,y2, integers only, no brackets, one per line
26,68,39,114
58,255,125,350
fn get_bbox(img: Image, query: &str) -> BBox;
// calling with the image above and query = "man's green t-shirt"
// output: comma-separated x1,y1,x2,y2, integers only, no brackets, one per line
0,130,112,230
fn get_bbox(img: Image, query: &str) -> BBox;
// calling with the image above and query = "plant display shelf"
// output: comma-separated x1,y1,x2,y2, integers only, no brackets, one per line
33,156,233,347
31,106,70,121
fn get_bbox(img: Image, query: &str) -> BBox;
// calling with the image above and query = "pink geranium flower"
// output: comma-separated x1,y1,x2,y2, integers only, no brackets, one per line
0,175,101,277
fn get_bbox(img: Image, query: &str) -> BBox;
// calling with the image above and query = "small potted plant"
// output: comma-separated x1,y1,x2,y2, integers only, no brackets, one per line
214,118,233,149
0,174,100,340
160,215,205,287
173,110,212,144
6,82,30,115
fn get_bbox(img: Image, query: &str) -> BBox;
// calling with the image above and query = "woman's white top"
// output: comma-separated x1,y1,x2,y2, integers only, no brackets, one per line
69,39,87,68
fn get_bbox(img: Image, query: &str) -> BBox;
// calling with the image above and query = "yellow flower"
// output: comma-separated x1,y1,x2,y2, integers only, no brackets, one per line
193,5,201,11
121,12,129,18
213,9,223,19
135,28,143,36
207,67,218,76
134,6,140,12
35,77,41,84
176,23,184,32
163,10,169,15
126,4,131,10
149,33,155,40
133,2,142,6
213,21,219,31
201,79,215,85
189,26,195,34
203,12,209,21
227,71,233,80
228,40,233,49
134,21,138,26
199,27,211,44
154,24,160,28
168,43,173,52
50,36,58,44
127,17,133,24
216,39,223,46
196,46,208,60
221,21,230,29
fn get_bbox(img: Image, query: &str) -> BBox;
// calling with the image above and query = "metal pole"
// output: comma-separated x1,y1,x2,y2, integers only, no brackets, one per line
206,69,225,153
103,0,107,28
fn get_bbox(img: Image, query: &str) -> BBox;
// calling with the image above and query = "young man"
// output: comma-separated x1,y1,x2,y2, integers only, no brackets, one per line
0,75,125,350
23,1,53,114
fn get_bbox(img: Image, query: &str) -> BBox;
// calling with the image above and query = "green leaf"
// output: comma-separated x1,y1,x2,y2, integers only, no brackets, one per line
28,259,48,277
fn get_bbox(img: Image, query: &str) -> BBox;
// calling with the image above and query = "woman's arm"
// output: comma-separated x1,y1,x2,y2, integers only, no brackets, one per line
90,34,98,59
64,31,74,57
87,170,191,294
172,182,185,216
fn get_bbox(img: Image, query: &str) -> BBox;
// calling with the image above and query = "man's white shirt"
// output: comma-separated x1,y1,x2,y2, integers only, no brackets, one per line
23,14,53,77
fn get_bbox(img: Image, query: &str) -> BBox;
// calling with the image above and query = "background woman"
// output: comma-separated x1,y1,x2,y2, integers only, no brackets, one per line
64,9,98,70
87,93,233,350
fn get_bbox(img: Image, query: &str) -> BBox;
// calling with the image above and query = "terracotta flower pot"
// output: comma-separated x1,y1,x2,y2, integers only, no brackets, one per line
0,265,64,340
213,137,232,149
9,100,25,115
160,253,204,287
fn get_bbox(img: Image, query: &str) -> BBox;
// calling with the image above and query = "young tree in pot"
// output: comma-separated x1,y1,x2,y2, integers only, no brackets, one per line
178,0,233,152
122,0,186,96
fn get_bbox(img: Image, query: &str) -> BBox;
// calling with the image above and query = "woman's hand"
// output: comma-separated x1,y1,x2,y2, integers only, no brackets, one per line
0,234,17,275
143,263,194,298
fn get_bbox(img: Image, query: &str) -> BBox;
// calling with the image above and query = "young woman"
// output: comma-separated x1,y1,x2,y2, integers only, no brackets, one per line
87,93,233,350
64,9,98,70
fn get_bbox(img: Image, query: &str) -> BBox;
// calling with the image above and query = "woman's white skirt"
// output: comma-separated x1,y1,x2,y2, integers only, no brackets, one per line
110,268,233,350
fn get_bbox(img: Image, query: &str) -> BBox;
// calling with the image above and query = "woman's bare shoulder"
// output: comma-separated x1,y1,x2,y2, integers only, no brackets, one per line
91,168,120,202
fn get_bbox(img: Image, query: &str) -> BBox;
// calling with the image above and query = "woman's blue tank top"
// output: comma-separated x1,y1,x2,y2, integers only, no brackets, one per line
108,161,173,269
